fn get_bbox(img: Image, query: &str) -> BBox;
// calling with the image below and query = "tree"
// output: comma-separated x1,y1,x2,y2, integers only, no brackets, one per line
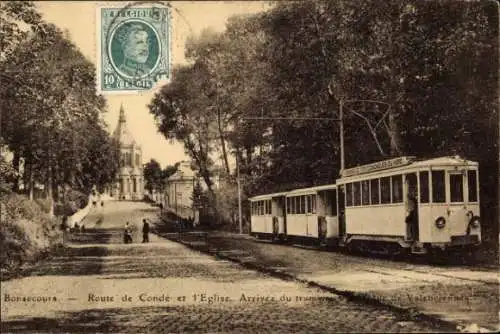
163,162,179,180
149,66,217,195
1,3,119,212
149,1,497,240
143,159,163,193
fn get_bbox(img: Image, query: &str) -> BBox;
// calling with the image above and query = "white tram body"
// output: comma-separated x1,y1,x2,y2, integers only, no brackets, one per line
284,185,338,244
336,156,481,253
250,185,340,245
249,192,287,239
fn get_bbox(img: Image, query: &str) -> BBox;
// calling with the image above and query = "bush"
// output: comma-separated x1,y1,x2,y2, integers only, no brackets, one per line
0,194,61,279
54,189,88,216
35,198,53,214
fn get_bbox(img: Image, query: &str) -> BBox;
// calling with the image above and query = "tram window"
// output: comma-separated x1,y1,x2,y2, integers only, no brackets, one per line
361,180,370,205
301,196,306,214
311,194,317,214
267,200,271,214
381,177,391,204
306,196,312,213
370,179,380,205
432,171,445,203
346,183,353,207
286,198,290,214
268,200,272,214
353,182,361,206
450,174,464,203
392,175,403,203
468,170,478,202
419,171,429,203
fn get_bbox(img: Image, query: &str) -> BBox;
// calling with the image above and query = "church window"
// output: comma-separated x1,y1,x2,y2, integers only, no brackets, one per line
136,154,140,166
133,178,137,193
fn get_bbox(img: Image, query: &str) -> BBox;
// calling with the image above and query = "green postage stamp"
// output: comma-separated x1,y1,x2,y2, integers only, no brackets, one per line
98,5,171,93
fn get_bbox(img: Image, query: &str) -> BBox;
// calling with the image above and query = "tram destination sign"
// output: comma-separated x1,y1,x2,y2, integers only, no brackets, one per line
341,156,416,178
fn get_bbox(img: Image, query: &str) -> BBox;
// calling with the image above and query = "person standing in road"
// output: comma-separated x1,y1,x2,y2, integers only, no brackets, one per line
124,221,133,244
142,219,150,243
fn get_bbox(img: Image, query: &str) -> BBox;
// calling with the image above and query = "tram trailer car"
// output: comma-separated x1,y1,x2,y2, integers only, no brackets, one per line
284,185,339,246
336,156,481,255
249,192,287,241
250,184,341,246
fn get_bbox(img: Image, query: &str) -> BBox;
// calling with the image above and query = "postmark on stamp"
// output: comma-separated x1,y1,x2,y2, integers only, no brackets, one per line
98,3,171,93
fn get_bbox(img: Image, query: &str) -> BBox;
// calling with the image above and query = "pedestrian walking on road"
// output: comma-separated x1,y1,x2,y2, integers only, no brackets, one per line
124,222,133,244
142,219,150,243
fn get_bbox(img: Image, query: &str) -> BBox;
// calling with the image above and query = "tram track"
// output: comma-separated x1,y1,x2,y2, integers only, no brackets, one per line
284,241,498,286
160,231,499,332
250,236,498,282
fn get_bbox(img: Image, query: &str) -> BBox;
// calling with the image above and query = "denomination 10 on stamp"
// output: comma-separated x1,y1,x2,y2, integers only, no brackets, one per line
98,5,171,93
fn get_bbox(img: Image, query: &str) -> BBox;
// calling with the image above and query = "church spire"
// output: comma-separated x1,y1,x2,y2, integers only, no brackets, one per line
113,103,137,147
119,103,126,123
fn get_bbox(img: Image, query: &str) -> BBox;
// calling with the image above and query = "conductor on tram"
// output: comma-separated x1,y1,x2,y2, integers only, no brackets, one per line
405,191,418,241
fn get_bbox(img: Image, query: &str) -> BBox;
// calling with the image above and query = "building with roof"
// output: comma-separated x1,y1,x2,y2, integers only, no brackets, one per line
110,104,144,200
165,161,197,217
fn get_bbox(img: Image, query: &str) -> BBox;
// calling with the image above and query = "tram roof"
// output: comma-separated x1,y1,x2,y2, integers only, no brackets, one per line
249,183,337,201
249,192,288,201
285,183,337,196
338,155,478,182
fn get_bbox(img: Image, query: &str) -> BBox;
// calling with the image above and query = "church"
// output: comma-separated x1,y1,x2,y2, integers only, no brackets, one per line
110,104,144,200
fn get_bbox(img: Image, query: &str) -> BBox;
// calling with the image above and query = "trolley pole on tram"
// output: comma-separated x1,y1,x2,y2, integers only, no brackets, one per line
339,100,345,173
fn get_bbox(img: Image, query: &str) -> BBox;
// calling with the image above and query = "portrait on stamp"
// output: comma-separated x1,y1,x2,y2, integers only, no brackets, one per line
111,21,159,78
99,6,170,92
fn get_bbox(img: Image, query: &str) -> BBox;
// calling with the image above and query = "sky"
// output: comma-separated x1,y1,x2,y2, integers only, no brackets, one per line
36,1,272,168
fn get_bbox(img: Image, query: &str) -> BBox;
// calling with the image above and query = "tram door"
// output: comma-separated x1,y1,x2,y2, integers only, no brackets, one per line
338,187,346,236
405,173,419,241
280,196,287,237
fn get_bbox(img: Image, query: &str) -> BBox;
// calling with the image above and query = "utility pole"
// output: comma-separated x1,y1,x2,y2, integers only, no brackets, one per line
236,153,242,234
337,99,391,175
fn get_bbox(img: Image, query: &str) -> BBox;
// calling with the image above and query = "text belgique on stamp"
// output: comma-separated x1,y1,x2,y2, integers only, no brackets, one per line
97,4,171,93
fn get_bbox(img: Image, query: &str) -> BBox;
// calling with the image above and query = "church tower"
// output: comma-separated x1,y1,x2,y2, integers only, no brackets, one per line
112,104,144,200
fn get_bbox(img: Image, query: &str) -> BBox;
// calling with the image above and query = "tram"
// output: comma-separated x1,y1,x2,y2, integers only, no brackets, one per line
249,184,339,245
249,156,481,255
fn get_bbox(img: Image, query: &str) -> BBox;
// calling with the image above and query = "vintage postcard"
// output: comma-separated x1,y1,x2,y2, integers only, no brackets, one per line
0,1,498,333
